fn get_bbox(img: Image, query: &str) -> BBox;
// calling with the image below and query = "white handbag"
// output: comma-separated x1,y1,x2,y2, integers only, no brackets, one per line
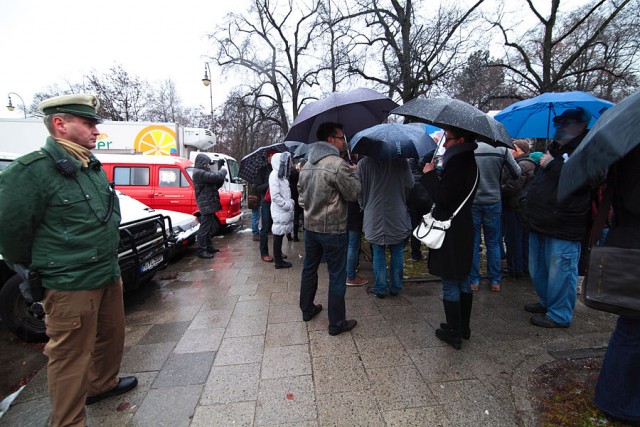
413,168,479,250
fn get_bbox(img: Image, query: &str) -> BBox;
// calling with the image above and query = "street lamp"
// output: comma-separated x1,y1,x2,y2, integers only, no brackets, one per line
6,92,27,118
202,63,214,131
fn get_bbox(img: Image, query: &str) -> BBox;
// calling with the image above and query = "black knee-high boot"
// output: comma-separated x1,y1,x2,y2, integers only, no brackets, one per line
436,300,462,350
439,293,473,340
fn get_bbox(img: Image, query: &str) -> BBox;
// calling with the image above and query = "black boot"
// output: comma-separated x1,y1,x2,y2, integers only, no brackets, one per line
439,293,472,340
436,300,462,350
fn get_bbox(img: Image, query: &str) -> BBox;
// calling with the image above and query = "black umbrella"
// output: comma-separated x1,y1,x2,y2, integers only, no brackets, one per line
238,142,292,184
390,98,513,148
284,88,399,143
558,90,640,201
350,123,437,160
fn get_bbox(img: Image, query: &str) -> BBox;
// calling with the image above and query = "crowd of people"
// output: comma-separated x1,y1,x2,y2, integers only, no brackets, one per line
0,91,636,425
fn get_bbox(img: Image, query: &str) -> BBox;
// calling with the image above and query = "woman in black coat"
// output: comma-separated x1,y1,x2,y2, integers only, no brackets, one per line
420,127,478,350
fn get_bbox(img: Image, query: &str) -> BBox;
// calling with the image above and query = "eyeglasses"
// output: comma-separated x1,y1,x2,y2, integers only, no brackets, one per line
444,136,458,142
554,120,580,128
331,134,347,143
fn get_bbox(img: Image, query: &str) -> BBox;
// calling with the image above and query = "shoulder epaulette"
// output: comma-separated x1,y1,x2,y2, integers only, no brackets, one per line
17,151,47,166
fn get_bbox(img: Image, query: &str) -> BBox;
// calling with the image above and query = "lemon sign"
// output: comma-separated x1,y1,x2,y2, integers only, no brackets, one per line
133,126,177,156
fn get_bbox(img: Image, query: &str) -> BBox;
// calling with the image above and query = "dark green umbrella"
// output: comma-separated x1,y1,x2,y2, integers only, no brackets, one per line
558,90,640,202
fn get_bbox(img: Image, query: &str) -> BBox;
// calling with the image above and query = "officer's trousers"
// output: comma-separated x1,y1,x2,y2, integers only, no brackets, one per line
43,278,125,427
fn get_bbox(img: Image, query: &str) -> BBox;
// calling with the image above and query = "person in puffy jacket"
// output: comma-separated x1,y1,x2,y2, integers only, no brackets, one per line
193,154,227,259
269,152,294,268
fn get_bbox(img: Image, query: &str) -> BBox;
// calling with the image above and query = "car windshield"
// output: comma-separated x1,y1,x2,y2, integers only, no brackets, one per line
0,160,12,171
186,166,194,179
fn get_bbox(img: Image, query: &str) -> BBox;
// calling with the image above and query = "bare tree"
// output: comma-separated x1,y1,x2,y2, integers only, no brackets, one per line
488,0,639,99
85,64,150,121
344,0,487,102
450,50,517,111
210,0,328,132
144,79,191,125
213,90,284,160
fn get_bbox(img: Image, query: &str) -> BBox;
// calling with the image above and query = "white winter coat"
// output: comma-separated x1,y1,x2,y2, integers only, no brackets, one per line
269,152,294,236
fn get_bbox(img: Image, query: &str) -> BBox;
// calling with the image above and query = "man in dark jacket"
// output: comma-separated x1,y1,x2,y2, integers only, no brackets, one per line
523,108,592,328
193,154,227,259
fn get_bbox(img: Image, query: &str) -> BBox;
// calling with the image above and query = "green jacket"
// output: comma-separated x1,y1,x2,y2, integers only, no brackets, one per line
0,137,121,291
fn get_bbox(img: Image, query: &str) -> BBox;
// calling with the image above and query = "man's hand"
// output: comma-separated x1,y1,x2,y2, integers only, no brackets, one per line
539,151,554,168
423,159,435,173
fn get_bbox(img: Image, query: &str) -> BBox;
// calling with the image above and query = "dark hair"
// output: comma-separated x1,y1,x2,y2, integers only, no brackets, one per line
316,122,344,142
446,126,477,143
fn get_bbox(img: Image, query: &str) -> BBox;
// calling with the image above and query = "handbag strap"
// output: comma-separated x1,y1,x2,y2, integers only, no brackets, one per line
589,183,614,247
450,167,479,220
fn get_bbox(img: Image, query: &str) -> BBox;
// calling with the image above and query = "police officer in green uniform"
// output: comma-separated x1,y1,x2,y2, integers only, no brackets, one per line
0,94,137,427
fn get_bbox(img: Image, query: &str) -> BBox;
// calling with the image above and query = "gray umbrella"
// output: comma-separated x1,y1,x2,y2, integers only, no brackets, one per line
284,88,399,144
558,90,640,202
390,98,513,148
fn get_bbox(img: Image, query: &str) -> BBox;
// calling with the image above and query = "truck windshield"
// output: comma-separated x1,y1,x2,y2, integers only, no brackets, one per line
226,159,239,180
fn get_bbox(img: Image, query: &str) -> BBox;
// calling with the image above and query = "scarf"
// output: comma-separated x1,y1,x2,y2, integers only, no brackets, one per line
55,138,91,168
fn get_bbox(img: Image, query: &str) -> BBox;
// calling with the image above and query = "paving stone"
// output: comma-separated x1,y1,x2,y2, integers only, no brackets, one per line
152,351,215,388
268,303,302,324
201,363,261,405
188,309,233,330
354,336,414,368
130,384,202,427
1,396,50,426
312,353,369,394
255,375,317,425
383,406,451,426
309,329,358,357
261,345,312,379
316,390,385,426
390,321,443,349
124,324,154,347
367,364,437,411
408,347,476,383
137,321,191,345
350,315,394,340
225,315,268,337
191,401,256,426
265,322,309,348
200,295,239,310
214,335,264,366
121,342,175,372
174,327,225,353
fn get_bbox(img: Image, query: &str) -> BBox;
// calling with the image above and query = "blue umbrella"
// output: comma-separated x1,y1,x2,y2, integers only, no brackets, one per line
494,91,614,139
350,123,437,160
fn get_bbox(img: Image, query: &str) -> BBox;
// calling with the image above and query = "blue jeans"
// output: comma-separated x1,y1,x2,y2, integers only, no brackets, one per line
259,202,272,256
442,277,472,301
528,231,580,326
346,229,361,280
251,206,260,236
470,202,503,285
299,230,348,333
371,243,404,295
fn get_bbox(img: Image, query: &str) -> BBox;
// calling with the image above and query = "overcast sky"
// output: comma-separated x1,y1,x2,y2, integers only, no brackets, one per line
1,0,589,120
0,0,249,119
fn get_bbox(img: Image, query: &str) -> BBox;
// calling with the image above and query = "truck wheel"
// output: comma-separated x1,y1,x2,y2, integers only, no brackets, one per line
0,274,48,343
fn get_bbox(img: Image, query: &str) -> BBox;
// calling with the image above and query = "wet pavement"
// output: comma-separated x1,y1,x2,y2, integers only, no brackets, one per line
0,224,617,426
